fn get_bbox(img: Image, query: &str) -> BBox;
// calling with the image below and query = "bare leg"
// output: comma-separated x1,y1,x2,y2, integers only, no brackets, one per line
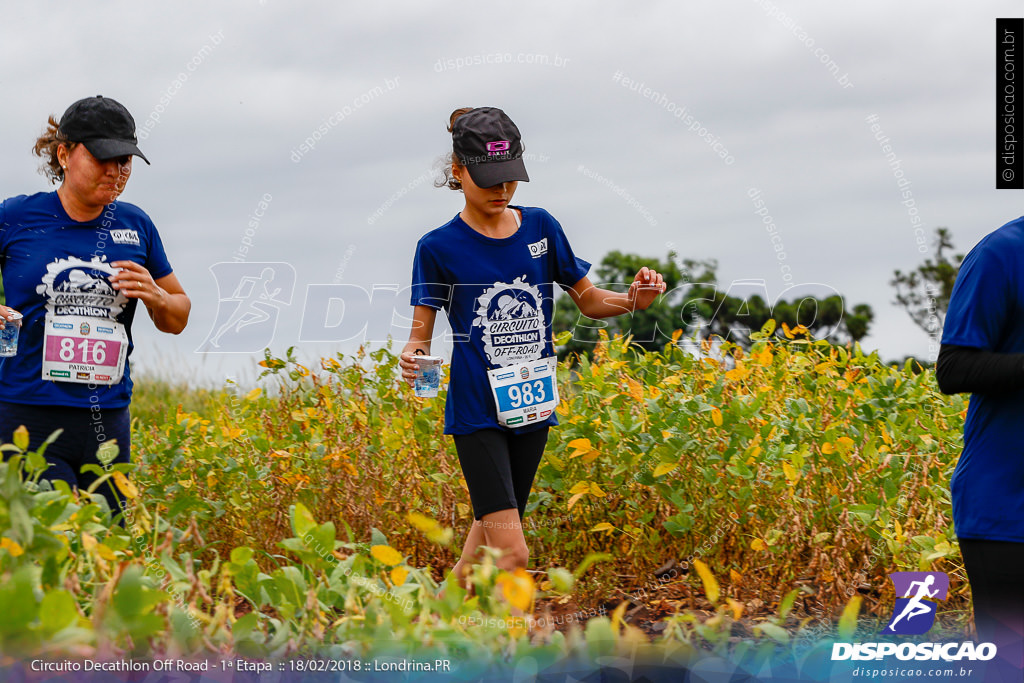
450,519,486,589
480,508,529,572
449,509,530,588
480,508,530,619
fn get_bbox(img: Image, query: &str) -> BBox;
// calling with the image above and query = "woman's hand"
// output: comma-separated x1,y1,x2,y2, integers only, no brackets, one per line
627,266,666,311
110,261,191,334
0,306,21,329
110,260,164,307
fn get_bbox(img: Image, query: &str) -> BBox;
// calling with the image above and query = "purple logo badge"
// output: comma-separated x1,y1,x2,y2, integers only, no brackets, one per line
487,140,510,155
881,572,948,635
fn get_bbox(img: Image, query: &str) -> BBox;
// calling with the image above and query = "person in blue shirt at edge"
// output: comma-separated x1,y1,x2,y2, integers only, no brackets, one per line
936,216,1024,680
399,107,665,590
0,96,190,519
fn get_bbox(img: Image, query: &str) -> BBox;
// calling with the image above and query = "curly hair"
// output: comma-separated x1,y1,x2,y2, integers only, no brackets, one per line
32,115,77,185
435,107,474,191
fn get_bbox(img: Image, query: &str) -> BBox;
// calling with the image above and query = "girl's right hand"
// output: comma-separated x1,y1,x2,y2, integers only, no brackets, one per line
398,351,420,386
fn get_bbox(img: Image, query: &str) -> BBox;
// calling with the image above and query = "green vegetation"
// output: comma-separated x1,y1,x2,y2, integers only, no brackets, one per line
0,328,967,661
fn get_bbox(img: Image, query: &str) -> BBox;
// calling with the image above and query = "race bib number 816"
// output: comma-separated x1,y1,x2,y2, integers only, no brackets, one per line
42,314,128,385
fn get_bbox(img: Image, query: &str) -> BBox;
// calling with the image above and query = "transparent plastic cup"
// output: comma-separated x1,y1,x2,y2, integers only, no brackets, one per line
0,313,23,357
413,355,443,398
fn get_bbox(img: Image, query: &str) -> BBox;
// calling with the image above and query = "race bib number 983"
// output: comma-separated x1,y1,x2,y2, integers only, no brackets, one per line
487,357,559,428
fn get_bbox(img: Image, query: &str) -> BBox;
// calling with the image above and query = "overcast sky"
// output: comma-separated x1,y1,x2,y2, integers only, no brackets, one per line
2,2,1020,385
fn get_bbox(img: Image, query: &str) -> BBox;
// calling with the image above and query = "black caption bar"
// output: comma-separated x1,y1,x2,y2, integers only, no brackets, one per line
997,18,1023,189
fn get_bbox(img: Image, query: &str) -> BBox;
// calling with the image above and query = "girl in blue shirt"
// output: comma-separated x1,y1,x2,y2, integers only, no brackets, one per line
399,107,664,587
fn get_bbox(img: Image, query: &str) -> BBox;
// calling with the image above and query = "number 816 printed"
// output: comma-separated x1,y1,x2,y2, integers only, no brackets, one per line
45,336,121,367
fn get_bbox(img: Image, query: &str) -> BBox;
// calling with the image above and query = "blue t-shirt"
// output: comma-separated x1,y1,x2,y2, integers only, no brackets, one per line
942,216,1024,542
410,206,591,435
0,191,173,409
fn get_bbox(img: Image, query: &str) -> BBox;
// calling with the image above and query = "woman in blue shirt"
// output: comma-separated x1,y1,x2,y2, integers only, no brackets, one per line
0,95,190,517
399,107,664,587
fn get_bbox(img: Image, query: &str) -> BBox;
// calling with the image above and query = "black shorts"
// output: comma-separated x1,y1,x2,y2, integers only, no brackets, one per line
0,401,131,516
453,427,549,520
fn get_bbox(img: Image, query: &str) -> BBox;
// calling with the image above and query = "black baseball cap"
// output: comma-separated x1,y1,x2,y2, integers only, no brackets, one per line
58,95,150,165
452,107,528,187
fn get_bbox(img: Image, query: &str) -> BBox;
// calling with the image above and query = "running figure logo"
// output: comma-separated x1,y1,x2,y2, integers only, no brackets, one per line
197,262,295,353
881,572,949,635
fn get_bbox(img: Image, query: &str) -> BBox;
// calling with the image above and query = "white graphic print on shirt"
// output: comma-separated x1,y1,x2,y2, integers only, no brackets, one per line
36,256,128,320
474,276,545,366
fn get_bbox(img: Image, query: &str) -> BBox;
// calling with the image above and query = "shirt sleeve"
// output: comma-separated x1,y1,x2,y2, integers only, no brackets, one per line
410,238,451,310
941,237,1014,350
0,199,8,268
145,220,174,281
544,213,591,290
936,343,1024,394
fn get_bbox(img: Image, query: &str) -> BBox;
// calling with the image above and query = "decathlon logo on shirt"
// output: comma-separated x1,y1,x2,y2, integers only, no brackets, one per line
110,229,140,245
474,276,544,365
37,256,128,319
527,238,547,259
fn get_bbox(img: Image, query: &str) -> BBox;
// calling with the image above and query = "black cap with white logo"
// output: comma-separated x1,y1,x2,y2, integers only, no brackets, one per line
452,107,528,187
58,95,150,165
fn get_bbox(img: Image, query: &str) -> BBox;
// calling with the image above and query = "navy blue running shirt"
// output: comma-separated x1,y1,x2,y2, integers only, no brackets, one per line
942,216,1024,543
410,206,591,435
0,192,173,408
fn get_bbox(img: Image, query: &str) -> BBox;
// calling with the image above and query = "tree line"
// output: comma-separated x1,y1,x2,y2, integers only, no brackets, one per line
553,227,962,360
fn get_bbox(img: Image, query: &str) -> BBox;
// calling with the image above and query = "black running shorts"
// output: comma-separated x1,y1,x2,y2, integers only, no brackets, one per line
452,427,549,520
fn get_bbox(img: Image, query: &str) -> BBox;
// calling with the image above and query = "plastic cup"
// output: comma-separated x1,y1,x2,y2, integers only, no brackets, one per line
0,313,22,357
413,355,443,398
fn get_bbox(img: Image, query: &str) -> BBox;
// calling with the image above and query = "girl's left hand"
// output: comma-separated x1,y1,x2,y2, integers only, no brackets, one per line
627,267,666,311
